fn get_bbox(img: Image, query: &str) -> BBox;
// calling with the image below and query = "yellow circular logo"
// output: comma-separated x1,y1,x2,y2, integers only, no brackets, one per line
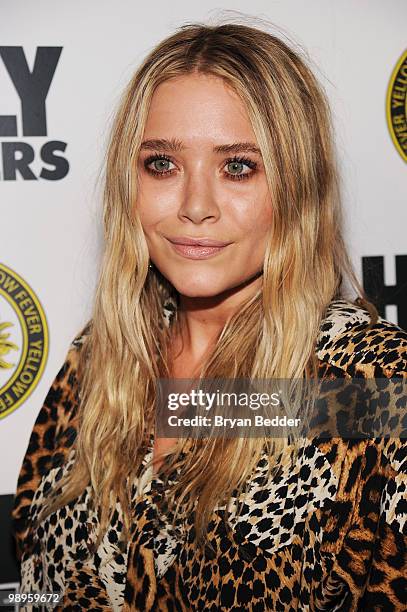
386,49,407,163
0,263,48,418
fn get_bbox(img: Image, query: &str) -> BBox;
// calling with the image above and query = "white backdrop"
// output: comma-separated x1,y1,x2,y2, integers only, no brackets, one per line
1,0,406,503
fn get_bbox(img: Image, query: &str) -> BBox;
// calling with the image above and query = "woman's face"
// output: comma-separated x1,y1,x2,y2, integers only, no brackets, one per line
136,73,272,299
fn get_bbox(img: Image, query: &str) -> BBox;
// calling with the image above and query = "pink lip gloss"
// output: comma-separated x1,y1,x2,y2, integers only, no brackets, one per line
168,241,228,260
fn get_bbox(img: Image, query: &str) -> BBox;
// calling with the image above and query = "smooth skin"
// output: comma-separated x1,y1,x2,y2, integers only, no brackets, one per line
135,73,273,470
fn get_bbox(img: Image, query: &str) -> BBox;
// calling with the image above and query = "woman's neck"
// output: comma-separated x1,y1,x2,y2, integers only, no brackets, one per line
170,272,263,372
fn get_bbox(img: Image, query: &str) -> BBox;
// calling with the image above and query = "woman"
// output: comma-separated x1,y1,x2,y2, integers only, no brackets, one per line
12,21,406,611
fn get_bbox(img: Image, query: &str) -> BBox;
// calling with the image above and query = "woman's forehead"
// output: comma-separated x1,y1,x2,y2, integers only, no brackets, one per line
143,75,256,146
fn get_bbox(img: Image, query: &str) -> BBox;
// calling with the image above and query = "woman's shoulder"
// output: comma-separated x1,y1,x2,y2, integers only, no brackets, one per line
11,319,92,561
35,319,93,452
316,297,407,377
42,319,93,439
68,319,92,353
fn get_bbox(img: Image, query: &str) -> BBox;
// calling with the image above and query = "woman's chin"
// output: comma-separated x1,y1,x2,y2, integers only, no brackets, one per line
173,285,224,299
169,277,229,299
161,268,262,300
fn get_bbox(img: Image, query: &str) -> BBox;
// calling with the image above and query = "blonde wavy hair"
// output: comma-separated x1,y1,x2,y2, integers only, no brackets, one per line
37,17,378,552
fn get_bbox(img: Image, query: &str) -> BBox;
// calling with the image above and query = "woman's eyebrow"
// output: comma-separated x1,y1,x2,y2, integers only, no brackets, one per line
140,138,261,155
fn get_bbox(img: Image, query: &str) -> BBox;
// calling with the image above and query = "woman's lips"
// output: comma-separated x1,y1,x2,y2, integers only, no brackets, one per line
167,240,229,260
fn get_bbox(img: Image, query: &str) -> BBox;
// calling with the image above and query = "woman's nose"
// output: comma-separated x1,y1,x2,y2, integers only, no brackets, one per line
177,168,221,224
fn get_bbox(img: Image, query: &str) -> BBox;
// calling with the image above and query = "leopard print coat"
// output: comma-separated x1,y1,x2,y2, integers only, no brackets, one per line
11,298,407,611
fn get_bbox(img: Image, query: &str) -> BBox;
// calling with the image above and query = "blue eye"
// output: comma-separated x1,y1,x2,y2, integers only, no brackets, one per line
144,154,175,177
223,156,257,181
143,153,257,181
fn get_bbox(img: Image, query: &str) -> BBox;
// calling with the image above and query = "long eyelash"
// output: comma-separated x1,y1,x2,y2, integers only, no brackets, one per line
143,153,257,180
224,156,257,181
144,153,175,178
